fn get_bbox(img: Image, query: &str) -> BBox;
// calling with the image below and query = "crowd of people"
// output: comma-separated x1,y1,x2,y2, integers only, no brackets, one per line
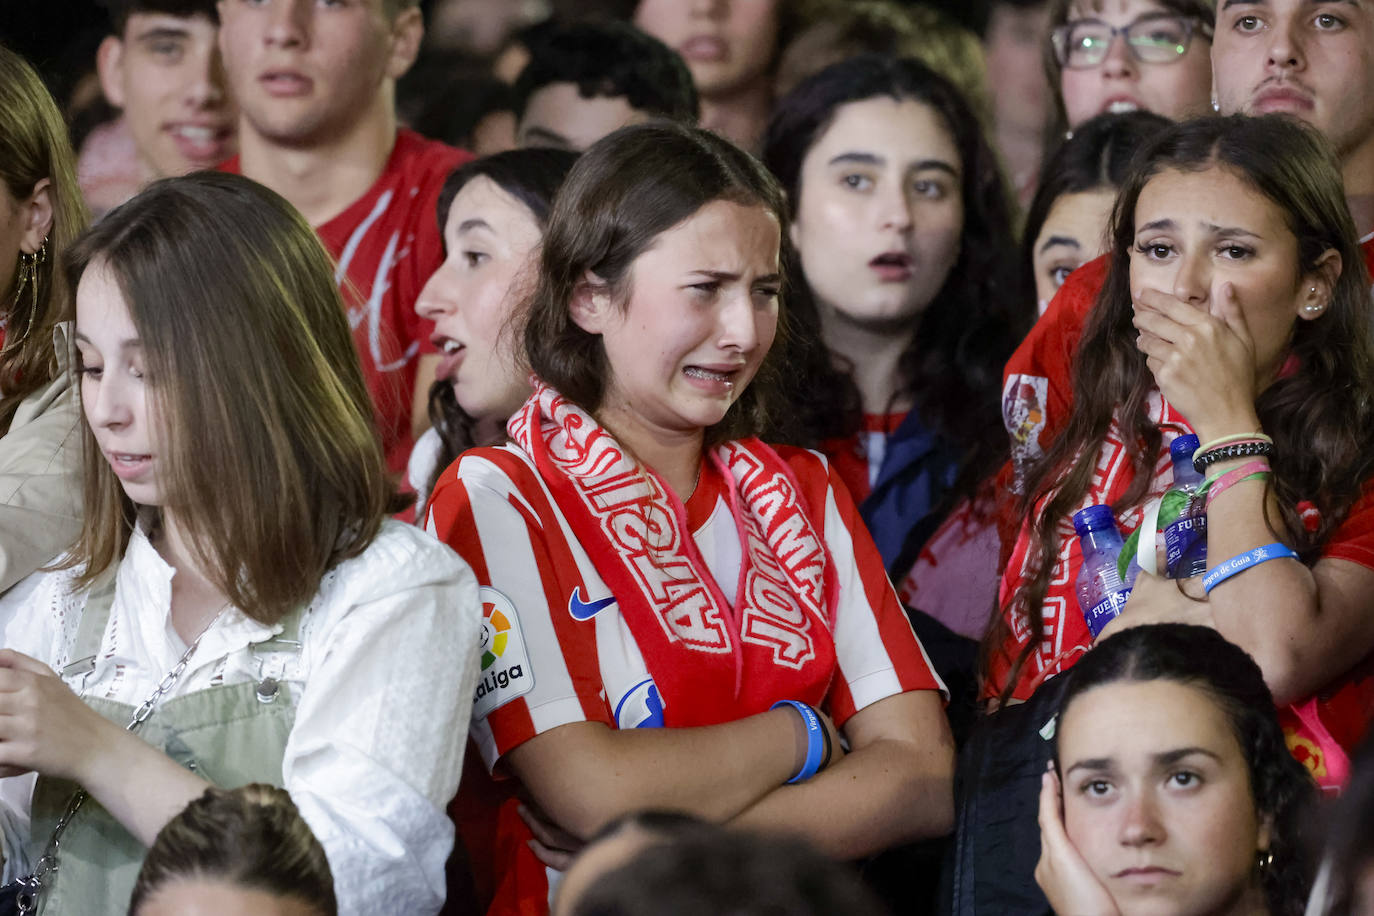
0,0,1372,913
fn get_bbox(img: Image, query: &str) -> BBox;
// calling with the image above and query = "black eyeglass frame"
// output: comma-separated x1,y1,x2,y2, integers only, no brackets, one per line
1050,13,1212,70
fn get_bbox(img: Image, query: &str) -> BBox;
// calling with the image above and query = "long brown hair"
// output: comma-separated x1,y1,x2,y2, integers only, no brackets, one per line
763,55,1024,478
0,45,88,434
63,172,403,624
989,115,1374,702
523,120,791,446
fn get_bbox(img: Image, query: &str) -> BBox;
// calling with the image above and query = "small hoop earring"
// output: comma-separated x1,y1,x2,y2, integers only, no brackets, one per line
1064,129,1074,141
1211,97,1221,112
1257,849,1274,873
1304,301,1326,316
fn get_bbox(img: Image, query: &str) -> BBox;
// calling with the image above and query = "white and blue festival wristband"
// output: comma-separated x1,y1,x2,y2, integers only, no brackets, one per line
1202,542,1300,595
772,700,828,784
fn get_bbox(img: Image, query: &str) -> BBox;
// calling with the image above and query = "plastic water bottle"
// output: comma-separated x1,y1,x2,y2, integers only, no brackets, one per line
1162,434,1208,579
1074,505,1133,638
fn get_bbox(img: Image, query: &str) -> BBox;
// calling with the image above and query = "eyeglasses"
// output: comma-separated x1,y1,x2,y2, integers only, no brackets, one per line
1051,14,1204,69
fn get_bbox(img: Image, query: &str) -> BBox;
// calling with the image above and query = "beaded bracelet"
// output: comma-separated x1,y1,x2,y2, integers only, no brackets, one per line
1202,542,1300,594
771,700,830,784
1197,432,1273,454
1193,440,1274,474
1202,460,1272,510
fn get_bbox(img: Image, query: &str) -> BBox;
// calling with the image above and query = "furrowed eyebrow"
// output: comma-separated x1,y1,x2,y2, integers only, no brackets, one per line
1065,757,1114,776
1154,746,1223,766
457,218,493,234
1137,218,1177,233
1039,235,1082,253
687,270,784,285
1202,224,1260,238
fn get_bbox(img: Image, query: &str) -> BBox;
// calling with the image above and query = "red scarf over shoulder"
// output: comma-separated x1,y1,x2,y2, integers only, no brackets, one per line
509,382,839,727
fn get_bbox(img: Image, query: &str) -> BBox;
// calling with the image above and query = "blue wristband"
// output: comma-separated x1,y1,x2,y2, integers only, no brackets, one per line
1202,542,1300,594
771,700,826,784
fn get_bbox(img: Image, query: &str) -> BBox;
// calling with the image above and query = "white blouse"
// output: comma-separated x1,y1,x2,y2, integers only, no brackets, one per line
0,519,482,916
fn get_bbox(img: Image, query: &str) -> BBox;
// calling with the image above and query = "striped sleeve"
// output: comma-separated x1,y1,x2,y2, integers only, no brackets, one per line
780,448,945,727
426,448,613,772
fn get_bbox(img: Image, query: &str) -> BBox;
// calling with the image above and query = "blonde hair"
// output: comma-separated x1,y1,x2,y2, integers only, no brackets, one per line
63,172,404,624
0,45,89,434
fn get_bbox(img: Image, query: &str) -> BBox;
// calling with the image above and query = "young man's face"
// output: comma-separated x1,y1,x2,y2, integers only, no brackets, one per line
216,0,419,147
1213,0,1374,160
97,12,238,177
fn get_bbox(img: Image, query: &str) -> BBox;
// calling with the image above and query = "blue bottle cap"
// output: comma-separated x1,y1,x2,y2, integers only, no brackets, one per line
1170,434,1200,462
1072,504,1117,536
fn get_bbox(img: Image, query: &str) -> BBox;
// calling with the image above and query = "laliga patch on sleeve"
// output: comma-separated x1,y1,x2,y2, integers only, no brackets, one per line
473,586,535,720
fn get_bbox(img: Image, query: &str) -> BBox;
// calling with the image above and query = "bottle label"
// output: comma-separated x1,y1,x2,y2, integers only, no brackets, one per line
1164,513,1208,579
1084,588,1131,638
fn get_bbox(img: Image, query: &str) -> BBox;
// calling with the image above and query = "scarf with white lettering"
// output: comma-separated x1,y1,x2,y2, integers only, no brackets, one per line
510,382,839,727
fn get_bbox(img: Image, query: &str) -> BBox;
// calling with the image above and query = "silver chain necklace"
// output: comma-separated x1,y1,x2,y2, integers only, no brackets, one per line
12,604,228,914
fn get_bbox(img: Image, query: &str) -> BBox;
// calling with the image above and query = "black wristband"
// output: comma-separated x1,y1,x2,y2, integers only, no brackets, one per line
1193,440,1274,473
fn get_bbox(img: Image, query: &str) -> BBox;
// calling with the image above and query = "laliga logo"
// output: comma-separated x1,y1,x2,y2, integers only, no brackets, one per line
480,603,511,670
474,589,530,707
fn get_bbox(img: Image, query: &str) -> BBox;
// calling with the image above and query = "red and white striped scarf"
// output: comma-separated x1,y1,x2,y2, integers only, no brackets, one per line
510,382,839,727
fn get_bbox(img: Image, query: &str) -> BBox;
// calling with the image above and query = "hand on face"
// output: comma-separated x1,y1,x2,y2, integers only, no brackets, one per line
1131,282,1262,439
1037,764,1124,916
1126,165,1332,440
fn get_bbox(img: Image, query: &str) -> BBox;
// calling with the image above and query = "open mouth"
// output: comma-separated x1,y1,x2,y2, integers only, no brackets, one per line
683,365,742,392
107,451,153,480
1104,100,1140,114
168,124,233,162
434,336,466,380
870,252,914,280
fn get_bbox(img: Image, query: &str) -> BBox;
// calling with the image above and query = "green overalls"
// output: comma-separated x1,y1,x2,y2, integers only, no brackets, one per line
24,582,304,914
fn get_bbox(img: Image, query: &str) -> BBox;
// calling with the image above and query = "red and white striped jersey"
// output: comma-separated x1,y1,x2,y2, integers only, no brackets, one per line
427,442,945,915
428,442,943,771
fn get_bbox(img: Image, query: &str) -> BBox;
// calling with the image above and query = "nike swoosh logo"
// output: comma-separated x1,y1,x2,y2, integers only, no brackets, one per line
568,587,616,621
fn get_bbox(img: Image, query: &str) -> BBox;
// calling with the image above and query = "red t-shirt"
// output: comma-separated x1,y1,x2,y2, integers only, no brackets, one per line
224,130,470,472
991,238,1374,769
